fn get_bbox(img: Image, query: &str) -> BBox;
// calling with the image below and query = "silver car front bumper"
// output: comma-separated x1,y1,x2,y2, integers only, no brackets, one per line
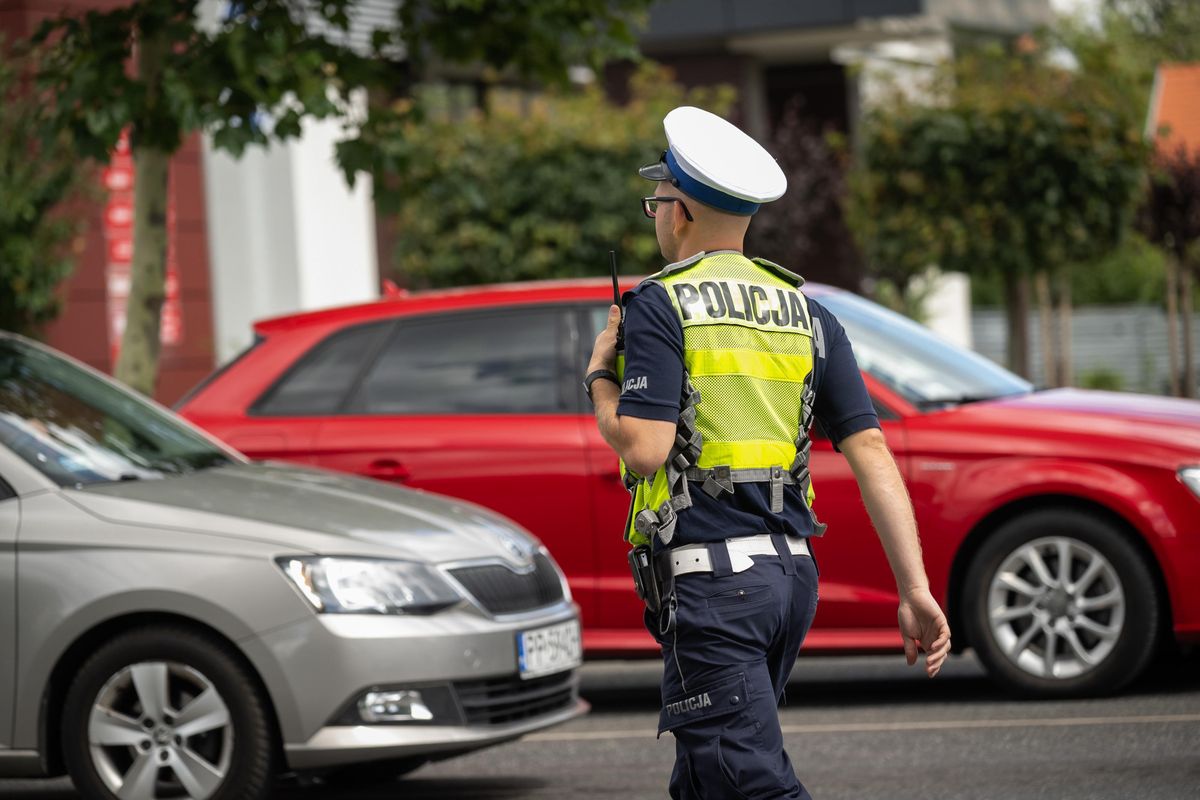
238,600,587,770
287,696,588,768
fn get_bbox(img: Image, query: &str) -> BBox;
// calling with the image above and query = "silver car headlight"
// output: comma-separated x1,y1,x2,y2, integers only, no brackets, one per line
277,557,461,614
1181,467,1200,501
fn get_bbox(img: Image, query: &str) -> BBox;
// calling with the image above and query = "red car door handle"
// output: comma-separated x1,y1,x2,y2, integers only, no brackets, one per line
365,459,412,483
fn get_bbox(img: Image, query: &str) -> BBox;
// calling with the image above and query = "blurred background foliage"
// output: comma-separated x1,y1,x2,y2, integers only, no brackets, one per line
744,104,855,286
384,64,733,287
5,0,1200,394
0,38,93,335
970,233,1167,306
845,37,1149,377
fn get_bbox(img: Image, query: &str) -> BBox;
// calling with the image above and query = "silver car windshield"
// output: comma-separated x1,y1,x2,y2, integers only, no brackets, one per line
0,337,241,487
815,291,1032,409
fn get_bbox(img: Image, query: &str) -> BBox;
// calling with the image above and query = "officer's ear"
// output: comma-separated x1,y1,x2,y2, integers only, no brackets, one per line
672,200,692,237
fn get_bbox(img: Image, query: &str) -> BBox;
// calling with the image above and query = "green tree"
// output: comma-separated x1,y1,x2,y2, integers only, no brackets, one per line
0,39,91,335
384,65,734,287
1059,1,1200,396
847,44,1148,380
1096,0,1200,90
33,0,650,395
1141,148,1200,397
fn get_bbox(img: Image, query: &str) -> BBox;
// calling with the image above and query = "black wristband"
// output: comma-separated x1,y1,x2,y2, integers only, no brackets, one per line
583,369,619,403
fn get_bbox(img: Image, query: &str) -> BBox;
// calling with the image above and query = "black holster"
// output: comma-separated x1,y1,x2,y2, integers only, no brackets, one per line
628,545,662,614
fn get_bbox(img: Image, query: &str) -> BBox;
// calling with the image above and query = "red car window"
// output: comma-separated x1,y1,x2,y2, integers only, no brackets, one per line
254,321,391,416
350,309,572,415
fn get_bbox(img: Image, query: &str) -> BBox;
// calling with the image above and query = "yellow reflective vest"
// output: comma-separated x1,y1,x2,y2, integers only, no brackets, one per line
619,251,824,547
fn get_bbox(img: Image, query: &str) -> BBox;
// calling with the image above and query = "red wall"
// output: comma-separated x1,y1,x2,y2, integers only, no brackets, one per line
1,0,216,406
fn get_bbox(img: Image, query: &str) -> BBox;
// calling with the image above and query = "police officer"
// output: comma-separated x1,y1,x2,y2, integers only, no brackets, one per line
584,107,952,799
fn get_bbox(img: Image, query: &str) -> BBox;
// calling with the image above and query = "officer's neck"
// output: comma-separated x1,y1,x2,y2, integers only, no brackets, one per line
672,234,744,262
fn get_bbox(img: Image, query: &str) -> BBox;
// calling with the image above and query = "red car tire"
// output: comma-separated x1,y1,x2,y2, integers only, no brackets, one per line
962,508,1161,698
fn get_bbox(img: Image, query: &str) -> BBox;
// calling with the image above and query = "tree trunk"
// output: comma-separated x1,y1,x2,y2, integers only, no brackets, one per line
1182,265,1196,399
1004,272,1031,380
1165,256,1181,396
113,24,169,396
1055,267,1073,387
1035,271,1055,387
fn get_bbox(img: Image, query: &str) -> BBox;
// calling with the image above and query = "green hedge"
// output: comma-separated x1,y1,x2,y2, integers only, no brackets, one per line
385,65,734,287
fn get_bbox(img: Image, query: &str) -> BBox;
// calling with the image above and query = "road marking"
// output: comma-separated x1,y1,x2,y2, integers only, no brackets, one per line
525,713,1200,742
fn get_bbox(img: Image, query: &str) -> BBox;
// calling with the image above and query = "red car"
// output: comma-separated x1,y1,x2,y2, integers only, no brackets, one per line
178,279,1200,696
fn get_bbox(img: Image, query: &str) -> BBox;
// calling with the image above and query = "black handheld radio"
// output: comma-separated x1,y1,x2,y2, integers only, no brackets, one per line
610,250,625,353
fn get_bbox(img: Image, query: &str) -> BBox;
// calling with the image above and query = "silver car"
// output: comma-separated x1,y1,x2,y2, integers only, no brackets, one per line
0,333,586,799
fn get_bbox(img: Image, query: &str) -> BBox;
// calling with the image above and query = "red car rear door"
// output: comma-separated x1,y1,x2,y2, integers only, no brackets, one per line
226,323,394,463
805,403,911,650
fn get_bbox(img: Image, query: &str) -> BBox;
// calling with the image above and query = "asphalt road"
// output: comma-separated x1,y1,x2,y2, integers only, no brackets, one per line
5,650,1199,800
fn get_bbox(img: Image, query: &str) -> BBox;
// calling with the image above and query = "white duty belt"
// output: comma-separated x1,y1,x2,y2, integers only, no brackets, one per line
662,533,810,577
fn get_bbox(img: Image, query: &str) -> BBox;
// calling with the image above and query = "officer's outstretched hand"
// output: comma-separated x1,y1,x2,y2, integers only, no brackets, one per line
588,304,621,372
898,589,951,677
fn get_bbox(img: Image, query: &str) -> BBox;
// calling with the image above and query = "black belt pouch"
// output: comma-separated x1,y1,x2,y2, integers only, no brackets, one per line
628,545,662,614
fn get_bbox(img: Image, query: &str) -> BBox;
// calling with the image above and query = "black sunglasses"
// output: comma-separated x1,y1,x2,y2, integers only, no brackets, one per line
642,196,694,222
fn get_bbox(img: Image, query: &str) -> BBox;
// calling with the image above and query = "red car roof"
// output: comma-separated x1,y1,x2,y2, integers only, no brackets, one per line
253,277,838,336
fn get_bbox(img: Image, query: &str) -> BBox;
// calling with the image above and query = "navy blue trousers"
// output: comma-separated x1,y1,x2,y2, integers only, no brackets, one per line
647,546,819,800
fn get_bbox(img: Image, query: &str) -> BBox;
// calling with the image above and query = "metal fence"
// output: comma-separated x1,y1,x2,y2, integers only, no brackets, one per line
971,305,1200,394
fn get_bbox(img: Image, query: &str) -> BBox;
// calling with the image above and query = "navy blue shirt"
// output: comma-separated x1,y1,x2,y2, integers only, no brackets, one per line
617,278,879,546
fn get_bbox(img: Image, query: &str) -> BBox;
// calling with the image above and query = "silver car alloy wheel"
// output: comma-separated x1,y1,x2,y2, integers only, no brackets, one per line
987,536,1125,681
87,661,234,800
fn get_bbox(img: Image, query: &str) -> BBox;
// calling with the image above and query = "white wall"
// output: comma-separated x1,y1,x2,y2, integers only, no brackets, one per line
835,34,972,349
198,0,380,364
914,270,973,350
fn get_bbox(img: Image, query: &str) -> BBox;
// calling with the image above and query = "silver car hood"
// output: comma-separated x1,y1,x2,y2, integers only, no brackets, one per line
66,461,541,564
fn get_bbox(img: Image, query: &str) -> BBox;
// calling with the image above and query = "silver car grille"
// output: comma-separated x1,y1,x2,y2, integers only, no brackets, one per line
448,553,565,615
455,670,577,725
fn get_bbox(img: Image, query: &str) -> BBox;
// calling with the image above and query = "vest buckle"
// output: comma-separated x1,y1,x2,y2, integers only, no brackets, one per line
701,465,735,499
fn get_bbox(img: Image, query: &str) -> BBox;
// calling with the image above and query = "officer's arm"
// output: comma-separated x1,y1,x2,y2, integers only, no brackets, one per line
839,427,952,677
588,303,677,475
589,378,676,476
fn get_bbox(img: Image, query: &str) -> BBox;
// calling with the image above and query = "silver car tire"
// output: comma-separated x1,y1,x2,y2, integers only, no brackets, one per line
962,508,1161,698
62,626,275,800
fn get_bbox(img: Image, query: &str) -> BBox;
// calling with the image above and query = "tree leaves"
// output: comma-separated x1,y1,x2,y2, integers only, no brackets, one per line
0,38,94,334
33,0,651,170
847,44,1149,288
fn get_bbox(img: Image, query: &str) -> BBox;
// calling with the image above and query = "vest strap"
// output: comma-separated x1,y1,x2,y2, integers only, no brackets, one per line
685,466,799,485
750,256,805,287
770,465,785,513
788,371,826,536
632,372,703,548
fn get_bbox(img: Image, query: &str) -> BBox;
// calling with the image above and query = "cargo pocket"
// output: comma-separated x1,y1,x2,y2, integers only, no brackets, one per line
690,728,758,800
658,672,748,736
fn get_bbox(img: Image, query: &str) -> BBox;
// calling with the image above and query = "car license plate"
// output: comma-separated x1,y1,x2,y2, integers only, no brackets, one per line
517,620,582,679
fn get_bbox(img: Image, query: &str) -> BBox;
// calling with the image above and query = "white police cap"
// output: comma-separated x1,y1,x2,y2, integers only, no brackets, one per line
639,106,786,216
